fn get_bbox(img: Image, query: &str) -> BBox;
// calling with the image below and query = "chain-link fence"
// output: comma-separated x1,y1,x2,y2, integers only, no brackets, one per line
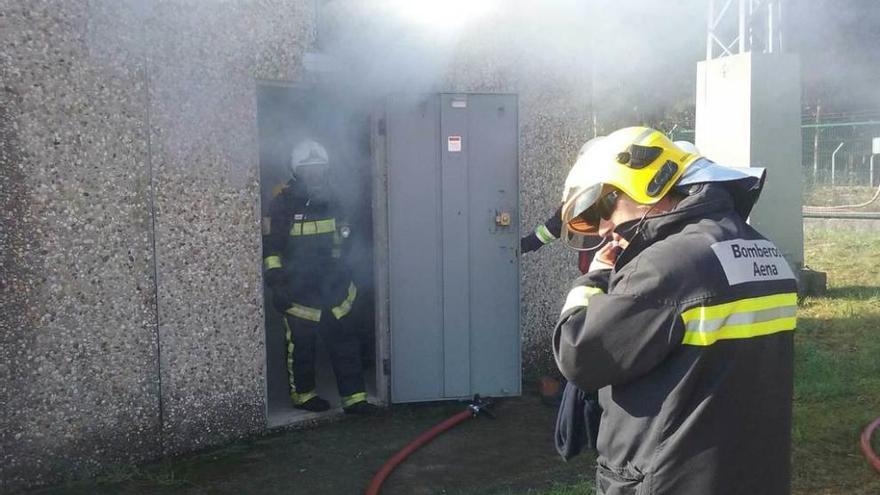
802,118,880,188
664,115,880,190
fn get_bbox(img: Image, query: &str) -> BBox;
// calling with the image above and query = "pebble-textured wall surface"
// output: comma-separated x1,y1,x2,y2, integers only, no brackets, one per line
1,1,313,490
143,0,313,455
1,2,160,490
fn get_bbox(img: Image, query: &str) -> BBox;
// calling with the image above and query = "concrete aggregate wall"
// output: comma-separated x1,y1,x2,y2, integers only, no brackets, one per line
143,0,313,455
1,1,314,490
1,2,159,489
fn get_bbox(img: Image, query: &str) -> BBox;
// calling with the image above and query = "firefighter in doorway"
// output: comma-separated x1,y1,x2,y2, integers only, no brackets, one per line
553,127,796,494
263,138,378,415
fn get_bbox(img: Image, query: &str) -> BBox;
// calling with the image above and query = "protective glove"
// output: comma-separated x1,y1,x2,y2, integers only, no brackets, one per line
264,267,286,288
272,289,295,314
520,233,544,254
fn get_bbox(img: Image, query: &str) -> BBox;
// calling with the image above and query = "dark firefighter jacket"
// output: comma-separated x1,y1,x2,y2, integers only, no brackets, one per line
263,180,355,318
553,179,797,495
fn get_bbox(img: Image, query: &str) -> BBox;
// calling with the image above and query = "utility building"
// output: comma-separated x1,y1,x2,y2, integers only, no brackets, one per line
2,1,595,490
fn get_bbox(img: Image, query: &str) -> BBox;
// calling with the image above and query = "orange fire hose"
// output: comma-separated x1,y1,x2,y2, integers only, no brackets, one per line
860,417,880,473
366,396,494,495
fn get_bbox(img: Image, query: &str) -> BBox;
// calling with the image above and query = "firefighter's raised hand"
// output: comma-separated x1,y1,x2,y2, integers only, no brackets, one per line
521,234,544,254
588,234,628,272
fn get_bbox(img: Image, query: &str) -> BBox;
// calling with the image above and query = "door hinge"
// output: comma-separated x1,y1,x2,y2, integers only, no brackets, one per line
383,358,391,376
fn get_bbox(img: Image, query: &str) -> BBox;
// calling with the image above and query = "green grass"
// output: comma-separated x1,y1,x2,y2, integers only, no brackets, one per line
791,227,880,495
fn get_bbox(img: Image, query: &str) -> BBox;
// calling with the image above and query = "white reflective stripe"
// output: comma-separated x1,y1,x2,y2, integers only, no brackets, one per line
561,286,604,314
684,304,797,333
535,224,557,244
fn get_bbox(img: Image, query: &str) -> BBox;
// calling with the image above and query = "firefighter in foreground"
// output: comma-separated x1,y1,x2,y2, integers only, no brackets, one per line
264,139,377,415
554,127,796,494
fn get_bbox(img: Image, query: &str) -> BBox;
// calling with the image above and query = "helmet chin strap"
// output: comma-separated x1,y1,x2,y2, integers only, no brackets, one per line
613,201,659,246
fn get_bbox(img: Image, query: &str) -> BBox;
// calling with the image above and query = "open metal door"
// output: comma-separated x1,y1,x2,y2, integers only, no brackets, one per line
384,93,520,403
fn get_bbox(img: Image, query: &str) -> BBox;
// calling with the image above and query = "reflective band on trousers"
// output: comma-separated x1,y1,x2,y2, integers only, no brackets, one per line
290,218,336,236
332,283,358,320
291,391,317,405
561,286,604,314
535,223,557,244
282,318,298,394
341,392,367,408
680,292,797,346
264,255,282,270
287,303,322,322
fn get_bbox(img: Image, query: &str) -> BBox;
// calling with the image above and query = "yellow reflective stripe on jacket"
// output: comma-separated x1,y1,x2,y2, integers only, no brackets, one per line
561,286,604,314
535,224,557,244
287,303,322,322
332,283,358,320
680,292,797,346
290,218,336,236
264,255,282,270
341,391,367,407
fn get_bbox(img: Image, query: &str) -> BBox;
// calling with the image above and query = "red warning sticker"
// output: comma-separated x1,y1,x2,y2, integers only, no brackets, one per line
448,135,462,152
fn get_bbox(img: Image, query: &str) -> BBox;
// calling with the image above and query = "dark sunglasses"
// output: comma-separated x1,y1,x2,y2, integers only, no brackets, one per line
568,189,621,233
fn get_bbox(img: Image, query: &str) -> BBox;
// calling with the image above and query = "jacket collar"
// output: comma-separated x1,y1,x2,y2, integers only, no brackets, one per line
613,175,763,268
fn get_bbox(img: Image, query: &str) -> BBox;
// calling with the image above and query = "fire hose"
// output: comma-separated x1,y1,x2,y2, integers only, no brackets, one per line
365,395,494,495
861,417,880,473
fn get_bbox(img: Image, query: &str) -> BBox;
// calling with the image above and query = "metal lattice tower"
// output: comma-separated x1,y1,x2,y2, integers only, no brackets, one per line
706,0,784,59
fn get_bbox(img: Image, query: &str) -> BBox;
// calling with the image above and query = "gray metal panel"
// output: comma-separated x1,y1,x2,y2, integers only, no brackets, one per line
440,94,472,398
387,95,445,402
387,93,520,403
464,94,521,396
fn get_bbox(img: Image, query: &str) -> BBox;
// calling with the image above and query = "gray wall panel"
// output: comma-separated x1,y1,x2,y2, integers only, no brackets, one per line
439,94,472,398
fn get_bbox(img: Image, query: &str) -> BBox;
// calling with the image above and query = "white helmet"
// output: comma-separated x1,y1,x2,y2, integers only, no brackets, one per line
673,140,699,154
290,139,329,177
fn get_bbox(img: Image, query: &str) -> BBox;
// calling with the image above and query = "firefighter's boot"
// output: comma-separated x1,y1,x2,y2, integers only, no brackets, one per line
293,392,331,412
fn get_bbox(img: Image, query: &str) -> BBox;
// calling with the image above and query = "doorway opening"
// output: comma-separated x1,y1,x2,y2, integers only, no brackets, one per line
257,82,378,426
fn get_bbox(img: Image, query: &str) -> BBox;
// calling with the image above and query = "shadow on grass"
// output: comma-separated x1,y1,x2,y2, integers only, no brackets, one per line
823,286,880,301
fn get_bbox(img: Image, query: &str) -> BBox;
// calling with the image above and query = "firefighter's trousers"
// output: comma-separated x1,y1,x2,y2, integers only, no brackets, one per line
282,309,366,407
